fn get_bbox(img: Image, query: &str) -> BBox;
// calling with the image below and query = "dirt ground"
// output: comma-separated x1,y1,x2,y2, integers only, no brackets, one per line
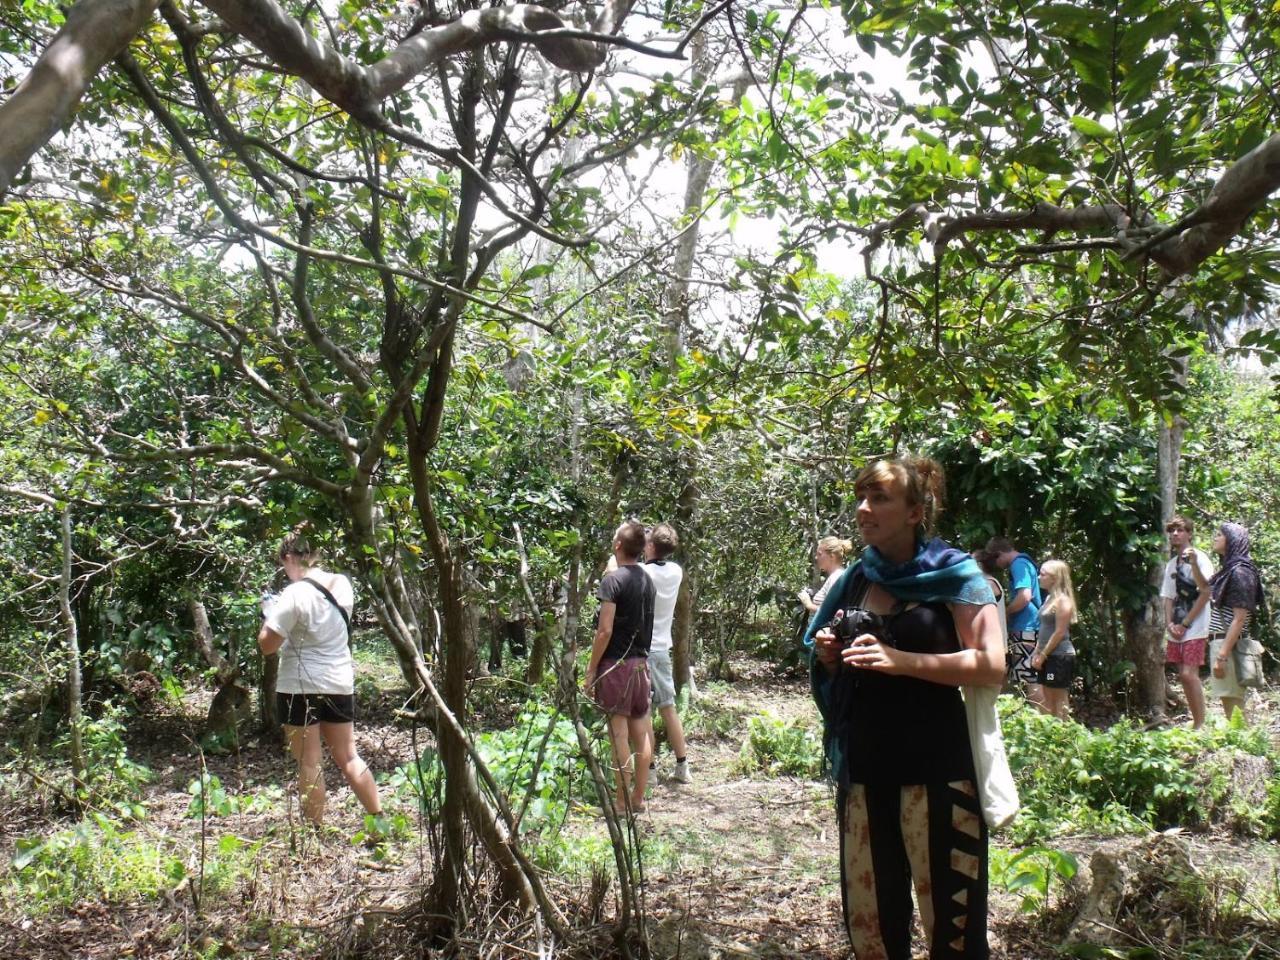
2,655,1278,959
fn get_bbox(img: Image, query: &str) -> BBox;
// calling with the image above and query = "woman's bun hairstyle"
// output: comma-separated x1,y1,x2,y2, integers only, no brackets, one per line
279,528,316,560
817,535,854,561
854,455,946,536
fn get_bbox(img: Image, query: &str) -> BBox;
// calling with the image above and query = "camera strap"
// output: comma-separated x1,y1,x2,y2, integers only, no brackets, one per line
303,576,351,646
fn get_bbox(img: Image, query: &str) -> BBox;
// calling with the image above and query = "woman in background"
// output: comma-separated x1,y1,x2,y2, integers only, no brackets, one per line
798,535,854,616
259,533,383,828
1193,522,1264,723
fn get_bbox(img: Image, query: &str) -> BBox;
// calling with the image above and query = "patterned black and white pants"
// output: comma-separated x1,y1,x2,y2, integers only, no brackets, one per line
838,780,989,959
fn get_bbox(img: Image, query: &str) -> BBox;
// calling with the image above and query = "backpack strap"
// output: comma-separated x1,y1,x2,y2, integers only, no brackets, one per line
302,576,351,644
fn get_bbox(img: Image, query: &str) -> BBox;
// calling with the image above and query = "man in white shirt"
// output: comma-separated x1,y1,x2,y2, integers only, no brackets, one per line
1160,515,1215,728
642,523,692,784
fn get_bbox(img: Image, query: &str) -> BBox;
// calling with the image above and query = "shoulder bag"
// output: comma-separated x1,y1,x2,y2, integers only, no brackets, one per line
1232,636,1265,689
961,684,1020,831
303,576,351,646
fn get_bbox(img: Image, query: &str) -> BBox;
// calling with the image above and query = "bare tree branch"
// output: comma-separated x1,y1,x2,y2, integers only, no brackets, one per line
0,0,162,195
862,133,1280,280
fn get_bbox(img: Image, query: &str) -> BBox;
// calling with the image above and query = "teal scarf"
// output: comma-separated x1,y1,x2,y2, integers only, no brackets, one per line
803,537,993,647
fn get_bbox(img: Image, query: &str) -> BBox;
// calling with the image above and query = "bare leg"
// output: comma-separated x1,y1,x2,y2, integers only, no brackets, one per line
627,714,652,809
1179,663,1206,728
658,703,688,759
1043,687,1069,720
606,713,636,810
1026,682,1047,713
320,721,382,815
285,723,326,824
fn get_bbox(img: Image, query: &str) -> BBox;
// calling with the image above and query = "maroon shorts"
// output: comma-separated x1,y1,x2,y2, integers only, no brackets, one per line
592,657,651,718
1166,636,1207,667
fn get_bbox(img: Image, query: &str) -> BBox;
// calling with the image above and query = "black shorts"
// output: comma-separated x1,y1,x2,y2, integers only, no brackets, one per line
1037,653,1075,689
277,692,355,726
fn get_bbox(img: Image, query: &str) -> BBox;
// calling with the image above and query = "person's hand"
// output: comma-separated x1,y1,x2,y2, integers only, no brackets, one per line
583,667,597,692
1181,547,1195,562
814,628,841,670
796,587,812,602
1168,623,1186,641
1030,651,1046,670
841,634,903,674
1212,656,1227,680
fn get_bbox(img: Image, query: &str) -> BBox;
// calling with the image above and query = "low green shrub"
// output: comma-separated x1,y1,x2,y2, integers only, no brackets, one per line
682,683,744,740
51,701,153,812
185,774,281,818
990,845,1079,914
389,704,604,839
6,814,183,914
736,710,823,779
1000,697,1278,842
6,813,268,917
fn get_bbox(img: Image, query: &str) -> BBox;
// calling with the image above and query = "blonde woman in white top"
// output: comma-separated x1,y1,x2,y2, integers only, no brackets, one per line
799,536,854,614
259,534,383,827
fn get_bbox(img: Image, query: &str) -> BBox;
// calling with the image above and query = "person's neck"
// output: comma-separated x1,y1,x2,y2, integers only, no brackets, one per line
878,538,915,566
616,555,638,567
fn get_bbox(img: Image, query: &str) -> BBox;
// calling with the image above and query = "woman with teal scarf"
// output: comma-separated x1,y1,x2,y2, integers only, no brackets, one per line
806,456,1004,960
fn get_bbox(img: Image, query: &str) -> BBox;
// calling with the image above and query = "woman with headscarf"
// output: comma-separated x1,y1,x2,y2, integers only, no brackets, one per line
1191,522,1264,722
805,455,1004,960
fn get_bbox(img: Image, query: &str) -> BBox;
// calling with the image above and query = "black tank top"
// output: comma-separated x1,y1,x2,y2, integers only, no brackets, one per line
836,579,976,785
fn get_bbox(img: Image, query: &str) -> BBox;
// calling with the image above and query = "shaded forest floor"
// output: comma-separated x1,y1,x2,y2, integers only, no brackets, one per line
2,653,1279,959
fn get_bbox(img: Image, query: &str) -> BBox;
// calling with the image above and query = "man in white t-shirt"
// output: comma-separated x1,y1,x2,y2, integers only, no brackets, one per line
642,523,692,784
1160,515,1215,729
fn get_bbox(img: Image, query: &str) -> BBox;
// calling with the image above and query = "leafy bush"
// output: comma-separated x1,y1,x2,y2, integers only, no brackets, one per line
1000,697,1278,842
990,845,1079,914
736,711,823,779
185,774,281,818
51,700,152,811
6,814,184,914
5,813,267,917
390,704,603,838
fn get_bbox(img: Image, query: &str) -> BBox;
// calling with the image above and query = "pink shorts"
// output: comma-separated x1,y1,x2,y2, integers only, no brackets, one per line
592,657,651,718
1166,636,1207,666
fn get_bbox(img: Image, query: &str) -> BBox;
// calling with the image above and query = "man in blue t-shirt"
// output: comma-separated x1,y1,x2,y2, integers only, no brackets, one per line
987,536,1044,707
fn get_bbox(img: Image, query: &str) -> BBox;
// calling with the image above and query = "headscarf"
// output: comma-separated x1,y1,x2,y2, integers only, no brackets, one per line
803,537,993,646
1209,522,1263,610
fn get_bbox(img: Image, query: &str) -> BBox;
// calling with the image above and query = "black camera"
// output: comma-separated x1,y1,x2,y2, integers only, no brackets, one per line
827,607,888,648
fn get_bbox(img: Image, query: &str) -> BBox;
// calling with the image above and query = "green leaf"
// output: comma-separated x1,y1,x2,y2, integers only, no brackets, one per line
1070,115,1113,139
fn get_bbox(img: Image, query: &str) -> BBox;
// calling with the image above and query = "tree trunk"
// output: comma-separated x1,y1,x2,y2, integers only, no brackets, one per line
59,507,85,800
662,46,748,696
259,651,280,738
1130,369,1189,717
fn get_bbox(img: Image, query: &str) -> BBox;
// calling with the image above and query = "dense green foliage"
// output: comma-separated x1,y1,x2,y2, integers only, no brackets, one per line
1,1,1280,949
1001,697,1280,843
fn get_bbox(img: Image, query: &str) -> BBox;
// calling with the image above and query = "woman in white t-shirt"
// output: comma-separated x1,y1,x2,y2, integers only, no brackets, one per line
798,536,854,616
258,534,382,827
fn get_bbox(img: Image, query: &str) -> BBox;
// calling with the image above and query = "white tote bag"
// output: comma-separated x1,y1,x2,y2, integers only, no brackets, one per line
961,684,1020,831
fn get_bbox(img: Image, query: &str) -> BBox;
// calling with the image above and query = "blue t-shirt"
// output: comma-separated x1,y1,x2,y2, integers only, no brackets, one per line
1007,553,1042,633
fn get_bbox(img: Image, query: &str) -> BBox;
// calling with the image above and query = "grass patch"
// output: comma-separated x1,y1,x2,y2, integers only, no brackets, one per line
4,813,270,918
